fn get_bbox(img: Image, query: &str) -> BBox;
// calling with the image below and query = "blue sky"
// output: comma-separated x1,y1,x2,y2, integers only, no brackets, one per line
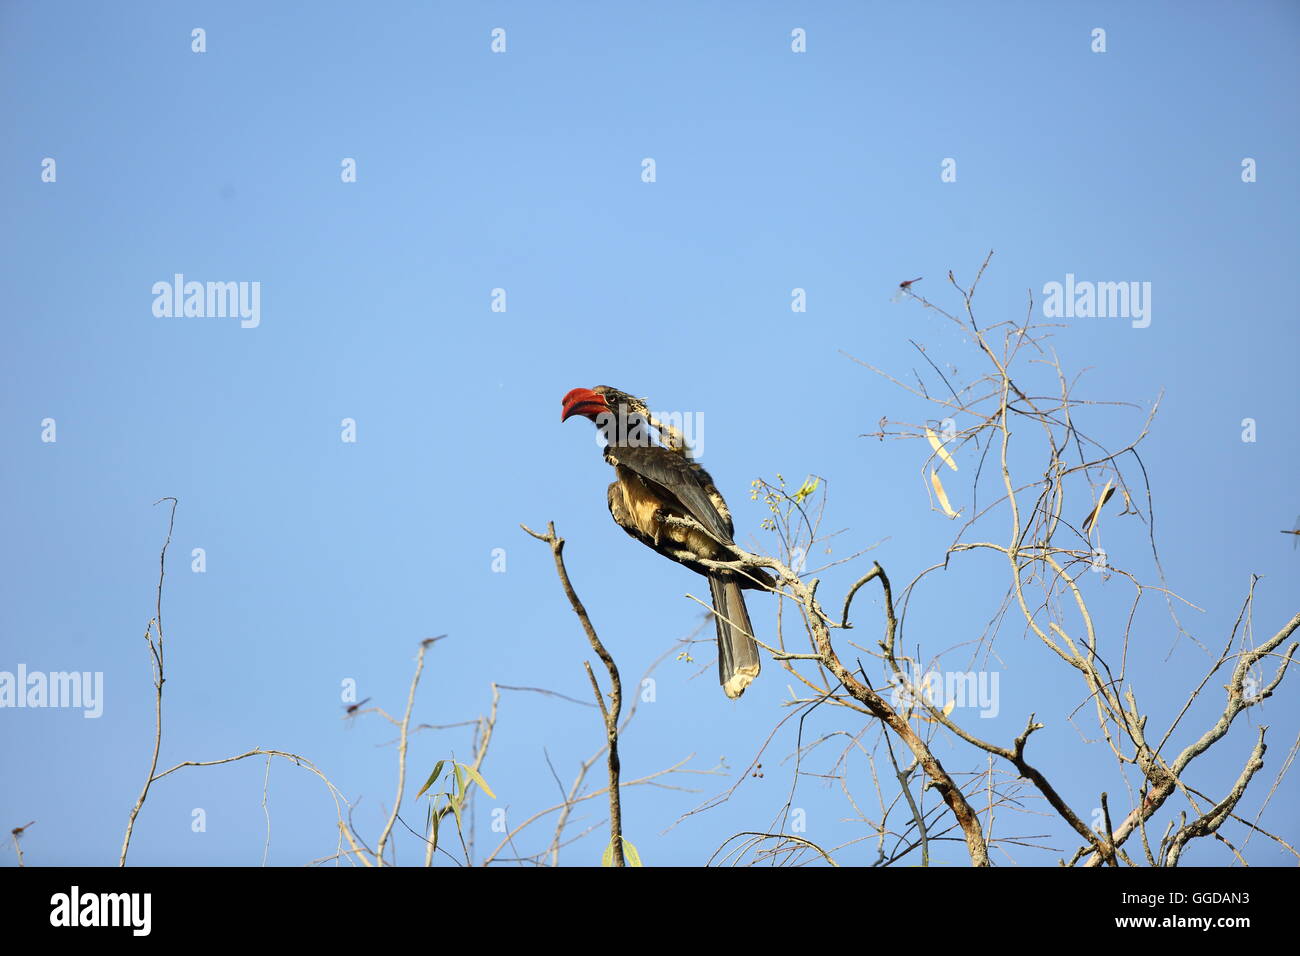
2,1,1297,866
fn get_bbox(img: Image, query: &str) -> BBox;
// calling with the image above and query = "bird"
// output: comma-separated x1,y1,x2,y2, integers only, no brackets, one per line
560,385,774,699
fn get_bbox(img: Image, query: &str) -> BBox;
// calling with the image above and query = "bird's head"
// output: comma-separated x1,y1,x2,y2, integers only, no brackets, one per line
560,385,649,423
560,387,611,423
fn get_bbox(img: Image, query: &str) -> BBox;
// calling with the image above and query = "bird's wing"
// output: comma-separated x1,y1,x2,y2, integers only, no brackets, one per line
603,443,735,544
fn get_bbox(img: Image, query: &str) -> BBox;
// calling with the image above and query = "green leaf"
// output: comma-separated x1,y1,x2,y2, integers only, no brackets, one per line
793,476,821,504
454,763,468,800
416,759,446,799
600,837,643,867
621,837,644,867
457,763,496,799
450,796,463,833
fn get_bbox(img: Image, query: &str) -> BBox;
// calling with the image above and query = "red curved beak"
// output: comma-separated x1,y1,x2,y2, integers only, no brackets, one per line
561,387,609,422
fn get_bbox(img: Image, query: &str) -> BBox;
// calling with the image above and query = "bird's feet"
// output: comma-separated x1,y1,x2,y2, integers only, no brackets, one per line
656,511,709,536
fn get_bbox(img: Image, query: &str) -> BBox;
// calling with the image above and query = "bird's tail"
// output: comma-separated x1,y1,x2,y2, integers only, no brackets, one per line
709,575,762,699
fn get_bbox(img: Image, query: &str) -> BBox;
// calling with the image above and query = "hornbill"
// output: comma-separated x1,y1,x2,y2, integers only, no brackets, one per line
561,385,774,699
